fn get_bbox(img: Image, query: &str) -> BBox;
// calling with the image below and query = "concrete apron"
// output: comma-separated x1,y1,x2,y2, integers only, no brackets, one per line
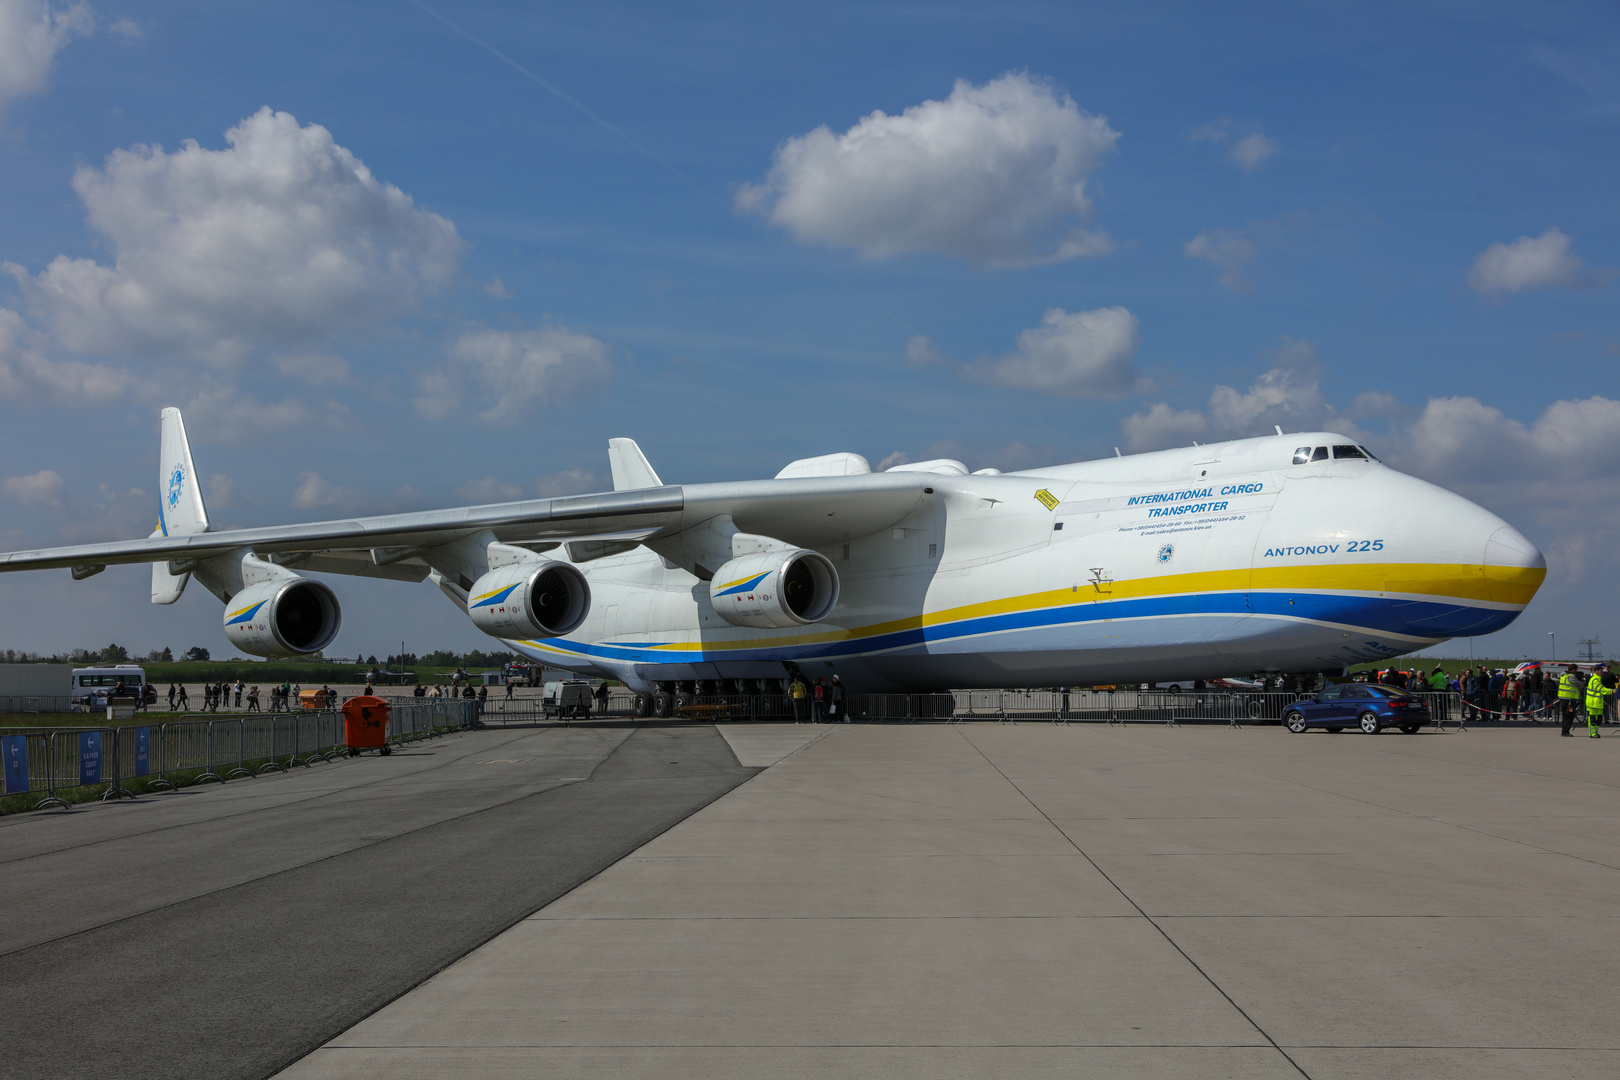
274,723,1620,1080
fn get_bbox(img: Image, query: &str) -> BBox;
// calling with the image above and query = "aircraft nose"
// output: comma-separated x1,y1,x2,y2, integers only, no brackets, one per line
1483,522,1545,604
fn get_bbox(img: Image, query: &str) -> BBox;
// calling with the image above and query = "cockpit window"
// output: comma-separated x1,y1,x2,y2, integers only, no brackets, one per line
1359,445,1381,462
1293,447,1313,465
1311,446,1329,461
1332,445,1367,460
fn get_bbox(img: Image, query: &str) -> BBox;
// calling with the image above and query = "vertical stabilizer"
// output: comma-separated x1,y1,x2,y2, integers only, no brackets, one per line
607,438,663,491
153,407,206,604
158,407,209,537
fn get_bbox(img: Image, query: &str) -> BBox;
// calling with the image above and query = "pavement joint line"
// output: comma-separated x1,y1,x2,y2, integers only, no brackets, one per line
1066,726,1620,873
0,726,609,867
0,743,618,963
0,725,537,861
953,726,1316,1080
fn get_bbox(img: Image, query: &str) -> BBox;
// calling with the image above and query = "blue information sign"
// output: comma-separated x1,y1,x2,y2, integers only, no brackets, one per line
2,735,28,794
79,731,103,786
133,726,150,777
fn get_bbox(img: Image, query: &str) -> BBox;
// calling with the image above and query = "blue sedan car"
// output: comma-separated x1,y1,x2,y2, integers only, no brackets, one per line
1283,683,1431,734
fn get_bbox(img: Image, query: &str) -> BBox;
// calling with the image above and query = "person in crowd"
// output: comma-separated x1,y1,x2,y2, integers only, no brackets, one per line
176,683,189,710
790,675,808,723
1602,665,1619,726
319,684,334,708
593,681,609,714
415,683,426,698
1487,669,1506,718
477,684,488,703
247,685,260,711
1558,664,1583,736
1584,664,1613,738
829,674,847,722
811,677,827,723
167,683,177,710
506,679,516,700
363,679,374,697
463,683,476,699
1427,666,1448,693
234,680,244,708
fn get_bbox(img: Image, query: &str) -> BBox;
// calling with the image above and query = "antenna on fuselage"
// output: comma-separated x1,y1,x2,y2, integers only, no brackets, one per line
1275,425,1284,435
1114,447,1121,457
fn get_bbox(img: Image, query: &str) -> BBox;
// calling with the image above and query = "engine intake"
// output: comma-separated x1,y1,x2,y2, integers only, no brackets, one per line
467,561,590,639
709,549,839,629
223,578,342,658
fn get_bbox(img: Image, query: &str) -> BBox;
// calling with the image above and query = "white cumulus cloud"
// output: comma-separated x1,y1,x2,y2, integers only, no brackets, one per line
418,325,616,426
1122,338,1339,452
291,471,363,511
455,477,523,504
1190,119,1278,170
0,0,95,112
1185,230,1255,291
0,305,131,402
1,468,64,506
1120,402,1209,452
1229,132,1278,170
736,73,1119,267
968,306,1146,399
1467,227,1587,296
11,106,461,360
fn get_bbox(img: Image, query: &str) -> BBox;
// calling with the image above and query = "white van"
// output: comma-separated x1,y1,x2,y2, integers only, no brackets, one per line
72,665,147,710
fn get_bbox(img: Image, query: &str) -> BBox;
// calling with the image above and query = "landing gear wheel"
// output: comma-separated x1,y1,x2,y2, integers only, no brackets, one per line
1285,710,1307,733
1359,711,1381,734
633,692,652,718
653,690,674,718
675,690,693,714
1399,723,1420,734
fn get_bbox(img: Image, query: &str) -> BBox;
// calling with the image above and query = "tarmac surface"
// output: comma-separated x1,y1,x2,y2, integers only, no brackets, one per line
0,723,759,1080
272,721,1620,1080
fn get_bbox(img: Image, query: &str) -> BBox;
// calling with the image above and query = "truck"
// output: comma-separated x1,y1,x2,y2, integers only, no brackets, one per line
542,680,595,720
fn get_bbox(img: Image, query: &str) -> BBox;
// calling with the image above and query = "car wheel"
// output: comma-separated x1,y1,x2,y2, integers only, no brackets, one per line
1359,711,1381,734
1284,710,1307,733
1399,723,1420,734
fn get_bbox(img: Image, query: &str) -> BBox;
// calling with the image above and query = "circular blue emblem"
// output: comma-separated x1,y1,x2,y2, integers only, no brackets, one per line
167,465,185,509
1157,544,1174,564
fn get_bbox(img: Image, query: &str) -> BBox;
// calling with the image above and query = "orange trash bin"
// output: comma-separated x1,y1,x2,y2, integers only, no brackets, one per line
342,695,392,756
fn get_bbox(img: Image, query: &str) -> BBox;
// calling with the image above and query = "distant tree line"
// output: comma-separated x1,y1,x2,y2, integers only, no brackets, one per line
2,644,519,668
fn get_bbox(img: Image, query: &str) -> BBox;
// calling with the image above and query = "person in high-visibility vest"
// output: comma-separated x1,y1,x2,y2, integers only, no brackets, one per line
1584,665,1613,739
1557,666,1583,736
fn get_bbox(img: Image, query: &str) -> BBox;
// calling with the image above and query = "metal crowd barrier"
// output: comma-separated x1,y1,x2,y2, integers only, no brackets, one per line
0,701,479,803
0,694,74,713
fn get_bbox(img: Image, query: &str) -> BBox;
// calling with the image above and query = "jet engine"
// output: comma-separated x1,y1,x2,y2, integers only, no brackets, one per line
222,578,342,658
466,561,591,639
709,549,839,629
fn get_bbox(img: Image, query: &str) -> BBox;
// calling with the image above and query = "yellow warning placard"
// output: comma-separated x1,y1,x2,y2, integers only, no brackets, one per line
1033,488,1059,511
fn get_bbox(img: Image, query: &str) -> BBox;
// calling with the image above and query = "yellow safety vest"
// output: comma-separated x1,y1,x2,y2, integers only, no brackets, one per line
1586,674,1613,712
1558,673,1582,700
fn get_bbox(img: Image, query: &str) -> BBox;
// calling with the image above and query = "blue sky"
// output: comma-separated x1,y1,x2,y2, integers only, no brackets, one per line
1,0,1616,663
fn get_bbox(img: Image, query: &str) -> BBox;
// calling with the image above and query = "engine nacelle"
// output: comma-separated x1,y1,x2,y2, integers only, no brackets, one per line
467,561,591,639
223,578,342,658
709,549,839,629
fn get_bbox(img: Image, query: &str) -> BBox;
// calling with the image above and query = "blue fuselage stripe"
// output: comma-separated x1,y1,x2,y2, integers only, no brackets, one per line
523,590,1520,665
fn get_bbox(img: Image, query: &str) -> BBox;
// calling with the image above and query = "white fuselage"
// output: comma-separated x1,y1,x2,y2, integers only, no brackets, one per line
504,433,1544,693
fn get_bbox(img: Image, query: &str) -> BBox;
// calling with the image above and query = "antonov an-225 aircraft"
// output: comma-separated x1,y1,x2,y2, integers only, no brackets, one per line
0,409,1544,710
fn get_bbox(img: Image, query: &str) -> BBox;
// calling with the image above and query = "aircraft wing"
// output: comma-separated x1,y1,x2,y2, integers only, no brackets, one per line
0,475,929,574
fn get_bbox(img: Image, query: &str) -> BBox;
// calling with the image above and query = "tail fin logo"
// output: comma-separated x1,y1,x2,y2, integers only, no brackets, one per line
167,465,185,509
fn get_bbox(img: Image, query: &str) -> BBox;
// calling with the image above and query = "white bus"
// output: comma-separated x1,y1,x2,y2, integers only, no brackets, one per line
71,665,148,710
